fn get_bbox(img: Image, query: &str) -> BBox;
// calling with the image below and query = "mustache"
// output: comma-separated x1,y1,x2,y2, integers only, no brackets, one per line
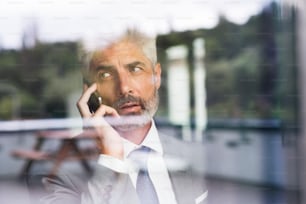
113,95,145,110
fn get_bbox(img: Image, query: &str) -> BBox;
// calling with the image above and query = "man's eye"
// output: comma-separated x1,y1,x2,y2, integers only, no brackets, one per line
131,67,142,73
98,72,111,79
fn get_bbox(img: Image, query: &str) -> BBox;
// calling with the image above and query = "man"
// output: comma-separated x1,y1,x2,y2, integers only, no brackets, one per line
41,29,207,204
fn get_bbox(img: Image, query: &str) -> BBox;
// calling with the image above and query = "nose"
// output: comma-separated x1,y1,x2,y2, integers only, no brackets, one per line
117,70,133,96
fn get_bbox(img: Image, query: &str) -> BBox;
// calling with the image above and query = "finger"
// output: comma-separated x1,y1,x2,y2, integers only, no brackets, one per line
77,83,97,117
82,83,89,93
94,104,120,118
80,83,97,103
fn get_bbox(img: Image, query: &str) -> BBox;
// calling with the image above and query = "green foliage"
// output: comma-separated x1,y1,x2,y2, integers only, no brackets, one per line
206,47,260,118
0,42,82,119
0,97,13,119
157,2,297,124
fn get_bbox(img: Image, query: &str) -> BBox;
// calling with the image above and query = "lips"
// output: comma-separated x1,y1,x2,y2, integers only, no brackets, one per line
118,102,142,115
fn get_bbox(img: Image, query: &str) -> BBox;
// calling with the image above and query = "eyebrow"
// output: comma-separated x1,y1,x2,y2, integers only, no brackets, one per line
94,65,114,72
126,61,146,69
94,61,146,71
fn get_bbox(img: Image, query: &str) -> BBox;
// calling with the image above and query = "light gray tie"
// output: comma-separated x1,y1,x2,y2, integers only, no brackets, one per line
129,146,159,204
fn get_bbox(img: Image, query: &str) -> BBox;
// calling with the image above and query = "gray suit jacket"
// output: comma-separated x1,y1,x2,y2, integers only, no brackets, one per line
40,133,207,204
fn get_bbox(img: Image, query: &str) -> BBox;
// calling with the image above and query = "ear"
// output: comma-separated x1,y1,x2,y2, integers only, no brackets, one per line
153,63,162,89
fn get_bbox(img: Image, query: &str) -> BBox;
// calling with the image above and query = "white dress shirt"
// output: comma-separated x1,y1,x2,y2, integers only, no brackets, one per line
97,120,177,204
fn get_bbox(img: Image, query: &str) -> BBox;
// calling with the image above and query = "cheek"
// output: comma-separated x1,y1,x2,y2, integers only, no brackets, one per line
96,84,116,106
140,83,156,99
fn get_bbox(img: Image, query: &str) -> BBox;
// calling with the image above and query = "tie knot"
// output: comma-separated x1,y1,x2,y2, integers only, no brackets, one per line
129,146,151,170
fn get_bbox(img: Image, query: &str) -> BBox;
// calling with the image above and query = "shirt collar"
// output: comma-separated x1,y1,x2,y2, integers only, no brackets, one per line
123,120,163,159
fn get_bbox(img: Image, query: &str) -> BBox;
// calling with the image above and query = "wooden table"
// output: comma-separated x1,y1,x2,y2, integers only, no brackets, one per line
11,130,99,178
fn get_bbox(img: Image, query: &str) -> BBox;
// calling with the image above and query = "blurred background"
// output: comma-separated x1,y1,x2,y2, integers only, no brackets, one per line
0,0,305,203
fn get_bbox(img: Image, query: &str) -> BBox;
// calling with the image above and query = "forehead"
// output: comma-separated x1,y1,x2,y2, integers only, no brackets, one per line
90,41,150,68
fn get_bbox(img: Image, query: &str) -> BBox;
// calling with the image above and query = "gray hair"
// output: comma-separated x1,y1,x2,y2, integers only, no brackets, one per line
80,29,157,82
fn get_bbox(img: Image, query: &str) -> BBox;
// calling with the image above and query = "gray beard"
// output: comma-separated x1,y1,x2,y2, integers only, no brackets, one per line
114,90,159,132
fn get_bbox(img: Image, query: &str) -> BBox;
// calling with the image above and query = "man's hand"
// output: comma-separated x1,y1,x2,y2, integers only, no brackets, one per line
77,83,124,160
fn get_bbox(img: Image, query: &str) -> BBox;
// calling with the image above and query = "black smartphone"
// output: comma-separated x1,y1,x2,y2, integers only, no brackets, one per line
88,92,101,113
83,78,101,113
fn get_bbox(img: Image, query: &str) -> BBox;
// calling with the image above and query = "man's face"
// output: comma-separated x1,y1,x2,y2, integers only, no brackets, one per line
89,40,161,125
